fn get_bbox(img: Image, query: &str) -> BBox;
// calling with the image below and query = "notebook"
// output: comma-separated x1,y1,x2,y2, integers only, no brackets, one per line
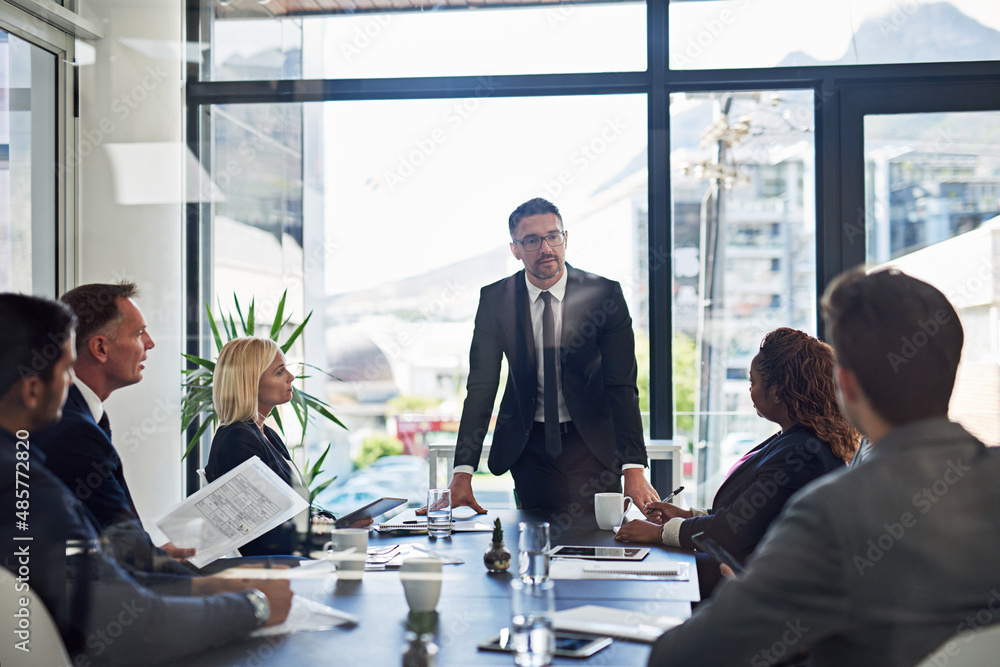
551,605,684,643
549,559,689,580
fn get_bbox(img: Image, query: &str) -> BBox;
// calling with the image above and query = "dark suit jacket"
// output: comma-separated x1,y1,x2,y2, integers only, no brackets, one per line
648,419,1000,667
205,420,299,556
35,385,195,583
36,385,140,528
679,423,843,563
0,429,256,665
455,265,647,475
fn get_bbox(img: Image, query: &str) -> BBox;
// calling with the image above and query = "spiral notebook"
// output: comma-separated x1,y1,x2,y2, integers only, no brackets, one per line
549,559,689,580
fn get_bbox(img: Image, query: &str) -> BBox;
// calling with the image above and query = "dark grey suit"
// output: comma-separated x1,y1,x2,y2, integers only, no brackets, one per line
648,418,1000,667
455,265,647,511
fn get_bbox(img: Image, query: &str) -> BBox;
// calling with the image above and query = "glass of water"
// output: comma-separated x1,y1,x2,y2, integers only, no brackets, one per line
518,521,551,584
510,579,555,667
426,488,452,538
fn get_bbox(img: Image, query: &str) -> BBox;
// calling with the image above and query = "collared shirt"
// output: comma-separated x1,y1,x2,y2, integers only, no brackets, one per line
524,269,570,424
74,377,105,424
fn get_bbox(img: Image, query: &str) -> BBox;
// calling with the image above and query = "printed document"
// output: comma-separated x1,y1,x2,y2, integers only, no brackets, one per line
155,456,309,568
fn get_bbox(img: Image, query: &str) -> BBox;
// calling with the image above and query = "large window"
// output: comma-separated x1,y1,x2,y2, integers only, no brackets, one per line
865,110,1000,446
0,29,57,295
671,89,817,503
670,0,1000,70
189,1,1000,504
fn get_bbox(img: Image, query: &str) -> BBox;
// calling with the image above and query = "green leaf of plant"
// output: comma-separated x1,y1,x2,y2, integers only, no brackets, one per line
181,353,216,372
234,294,247,334
269,290,288,341
246,298,255,336
206,303,223,352
280,310,313,354
182,417,214,460
271,407,285,436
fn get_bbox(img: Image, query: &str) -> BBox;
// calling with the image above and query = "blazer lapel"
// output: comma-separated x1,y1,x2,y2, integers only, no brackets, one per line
512,271,536,372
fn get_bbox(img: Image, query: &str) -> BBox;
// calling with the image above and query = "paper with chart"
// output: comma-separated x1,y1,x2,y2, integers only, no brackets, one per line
155,456,309,568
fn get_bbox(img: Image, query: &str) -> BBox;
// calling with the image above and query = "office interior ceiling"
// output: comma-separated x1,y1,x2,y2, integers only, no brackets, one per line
213,0,625,20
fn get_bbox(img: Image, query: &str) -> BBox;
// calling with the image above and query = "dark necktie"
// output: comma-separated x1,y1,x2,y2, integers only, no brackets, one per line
540,291,561,459
97,411,112,439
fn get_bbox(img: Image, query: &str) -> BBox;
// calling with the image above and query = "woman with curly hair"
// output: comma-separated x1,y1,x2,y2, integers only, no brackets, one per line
616,327,860,597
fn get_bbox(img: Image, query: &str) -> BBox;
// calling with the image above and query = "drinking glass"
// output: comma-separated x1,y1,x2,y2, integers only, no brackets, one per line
517,521,550,584
510,579,555,667
426,488,452,538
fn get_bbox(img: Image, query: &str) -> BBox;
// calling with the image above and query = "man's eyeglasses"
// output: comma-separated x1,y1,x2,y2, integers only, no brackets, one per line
512,231,565,252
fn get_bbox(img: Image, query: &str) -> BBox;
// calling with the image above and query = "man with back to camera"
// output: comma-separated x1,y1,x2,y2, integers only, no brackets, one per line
0,293,292,665
645,267,1000,666
34,282,202,577
445,197,658,517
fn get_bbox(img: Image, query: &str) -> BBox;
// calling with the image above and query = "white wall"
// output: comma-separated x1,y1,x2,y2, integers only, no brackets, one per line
76,0,185,533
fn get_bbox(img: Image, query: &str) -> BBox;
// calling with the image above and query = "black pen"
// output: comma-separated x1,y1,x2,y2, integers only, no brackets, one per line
663,485,685,503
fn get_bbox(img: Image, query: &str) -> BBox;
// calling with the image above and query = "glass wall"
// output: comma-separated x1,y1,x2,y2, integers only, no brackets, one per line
865,110,1000,446
0,29,56,295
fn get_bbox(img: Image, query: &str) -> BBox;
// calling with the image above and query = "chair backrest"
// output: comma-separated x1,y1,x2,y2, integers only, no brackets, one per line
0,568,72,667
915,624,1000,667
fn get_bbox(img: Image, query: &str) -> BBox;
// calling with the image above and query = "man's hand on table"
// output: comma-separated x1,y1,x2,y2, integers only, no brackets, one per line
416,471,487,515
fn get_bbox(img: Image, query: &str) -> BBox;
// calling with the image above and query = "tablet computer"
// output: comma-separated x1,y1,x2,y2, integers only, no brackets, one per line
549,545,649,560
334,497,407,528
478,630,612,658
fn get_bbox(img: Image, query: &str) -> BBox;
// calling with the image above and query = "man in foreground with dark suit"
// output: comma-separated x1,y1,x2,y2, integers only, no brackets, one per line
646,268,1000,666
36,282,196,571
446,198,658,517
0,294,291,665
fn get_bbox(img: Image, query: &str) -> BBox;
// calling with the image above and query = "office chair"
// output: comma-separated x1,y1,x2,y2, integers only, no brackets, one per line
0,568,72,666
915,623,1000,667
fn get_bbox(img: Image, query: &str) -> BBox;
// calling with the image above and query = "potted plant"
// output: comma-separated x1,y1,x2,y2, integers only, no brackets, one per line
484,518,511,573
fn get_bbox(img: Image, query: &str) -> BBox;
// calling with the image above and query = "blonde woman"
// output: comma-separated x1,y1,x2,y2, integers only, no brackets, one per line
206,337,366,556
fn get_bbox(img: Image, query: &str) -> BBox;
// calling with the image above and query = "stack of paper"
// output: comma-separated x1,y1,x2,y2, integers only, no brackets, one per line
252,596,358,637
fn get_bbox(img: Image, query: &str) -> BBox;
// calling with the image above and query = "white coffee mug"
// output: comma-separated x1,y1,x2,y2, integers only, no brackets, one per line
323,528,369,579
400,557,443,612
594,492,634,531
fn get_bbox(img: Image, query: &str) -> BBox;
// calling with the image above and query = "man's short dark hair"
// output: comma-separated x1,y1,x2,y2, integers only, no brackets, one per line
61,282,138,350
509,198,563,235
0,294,76,398
821,267,963,426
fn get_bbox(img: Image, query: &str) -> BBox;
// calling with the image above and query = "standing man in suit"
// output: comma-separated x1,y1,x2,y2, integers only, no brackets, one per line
36,282,193,562
646,268,1000,667
448,198,658,516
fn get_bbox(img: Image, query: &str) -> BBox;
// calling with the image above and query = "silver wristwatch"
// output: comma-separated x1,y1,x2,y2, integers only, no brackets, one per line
243,589,270,627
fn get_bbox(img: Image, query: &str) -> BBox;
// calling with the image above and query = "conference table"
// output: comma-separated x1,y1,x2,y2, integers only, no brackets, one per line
187,509,698,666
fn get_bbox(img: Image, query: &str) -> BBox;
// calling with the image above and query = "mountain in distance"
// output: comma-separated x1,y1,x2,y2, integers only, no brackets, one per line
326,245,511,326
779,2,1000,67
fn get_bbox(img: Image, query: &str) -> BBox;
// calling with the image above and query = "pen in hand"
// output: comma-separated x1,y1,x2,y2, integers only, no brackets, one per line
662,485,685,504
